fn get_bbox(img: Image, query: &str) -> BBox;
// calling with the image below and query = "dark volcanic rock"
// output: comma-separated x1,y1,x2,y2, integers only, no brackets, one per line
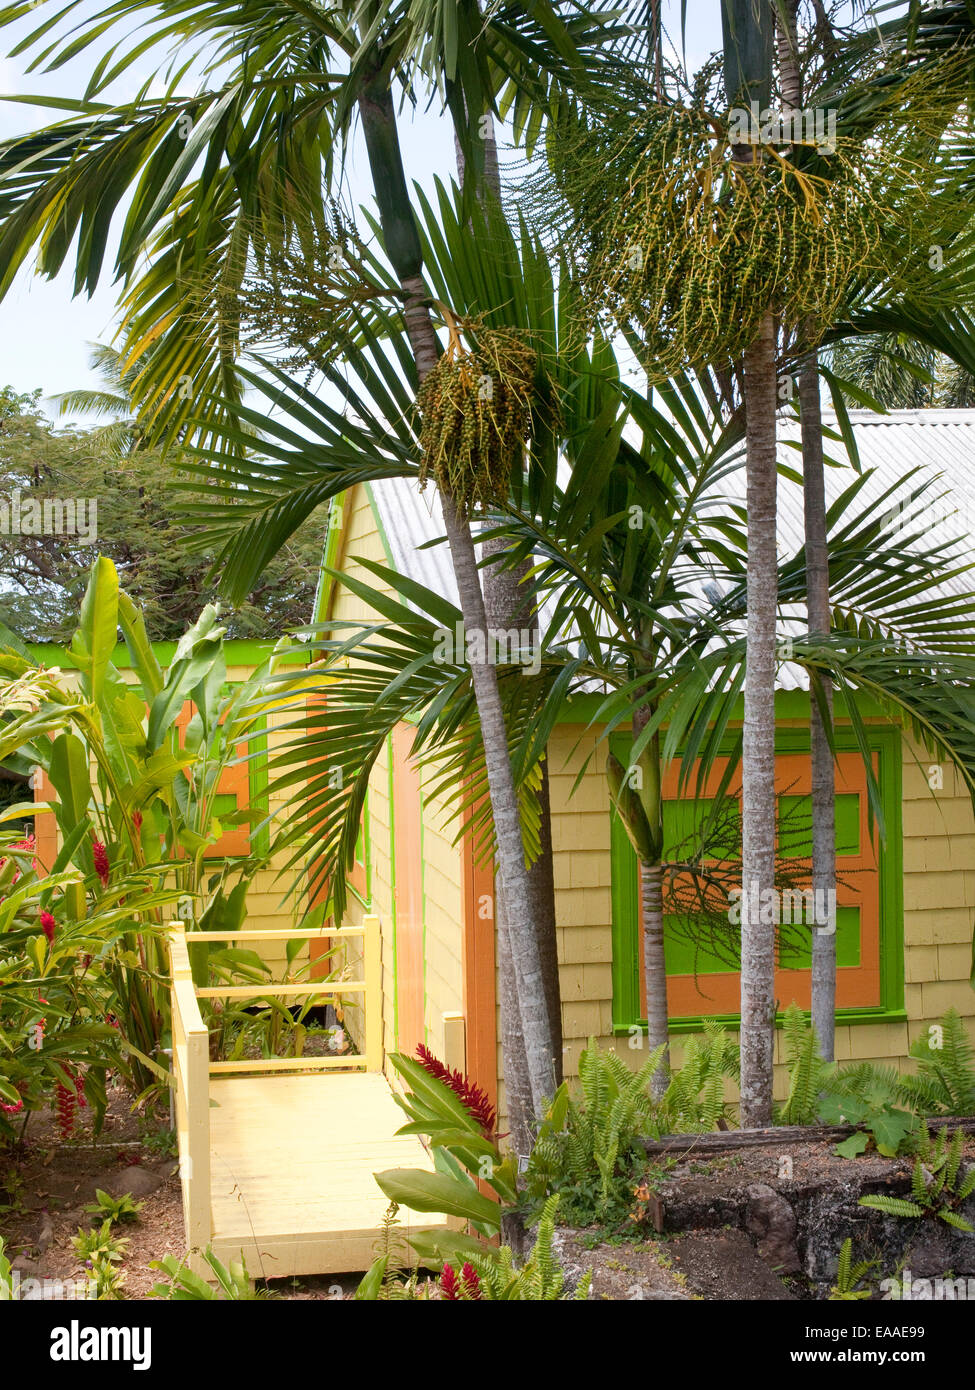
743,1183,801,1274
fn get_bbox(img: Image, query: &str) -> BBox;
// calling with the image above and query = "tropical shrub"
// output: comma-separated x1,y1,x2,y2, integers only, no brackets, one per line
0,829,176,1136
370,1048,515,1266
149,1247,270,1299
0,555,313,1092
356,1197,591,1301
525,1027,739,1227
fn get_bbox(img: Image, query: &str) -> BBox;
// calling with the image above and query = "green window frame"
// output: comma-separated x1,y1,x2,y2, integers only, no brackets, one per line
610,724,905,1035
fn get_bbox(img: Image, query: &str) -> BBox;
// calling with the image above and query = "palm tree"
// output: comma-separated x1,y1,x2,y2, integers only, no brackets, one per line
0,0,620,1119
236,344,975,1126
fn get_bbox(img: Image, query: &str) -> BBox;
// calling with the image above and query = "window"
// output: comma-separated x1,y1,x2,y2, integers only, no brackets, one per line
610,725,904,1032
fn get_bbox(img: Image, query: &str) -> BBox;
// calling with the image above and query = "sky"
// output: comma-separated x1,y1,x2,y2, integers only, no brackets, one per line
0,0,727,417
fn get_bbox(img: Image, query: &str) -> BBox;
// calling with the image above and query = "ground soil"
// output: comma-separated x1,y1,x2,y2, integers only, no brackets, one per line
4,1088,972,1300
0,1080,360,1300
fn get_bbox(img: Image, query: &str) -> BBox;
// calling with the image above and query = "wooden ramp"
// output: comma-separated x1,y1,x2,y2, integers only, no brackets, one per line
169,918,451,1280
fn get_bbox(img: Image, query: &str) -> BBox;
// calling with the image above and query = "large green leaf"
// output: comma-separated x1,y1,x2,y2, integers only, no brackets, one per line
70,556,118,703
373,1168,499,1229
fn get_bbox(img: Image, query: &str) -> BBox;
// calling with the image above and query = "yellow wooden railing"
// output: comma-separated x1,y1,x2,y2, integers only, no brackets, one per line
169,925,211,1257
168,914,384,1258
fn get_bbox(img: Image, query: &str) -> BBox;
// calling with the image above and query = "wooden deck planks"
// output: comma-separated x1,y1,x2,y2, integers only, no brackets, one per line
207,1071,452,1278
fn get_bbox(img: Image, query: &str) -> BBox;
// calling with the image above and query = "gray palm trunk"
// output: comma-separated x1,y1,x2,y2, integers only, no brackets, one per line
631,701,670,1095
358,75,556,1119
739,310,779,1128
482,540,563,1120
776,2,838,1059
641,861,669,1097
457,109,563,1141
799,361,837,1059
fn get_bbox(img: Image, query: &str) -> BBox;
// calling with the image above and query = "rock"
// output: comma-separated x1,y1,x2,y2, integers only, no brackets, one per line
99,1164,167,1200
743,1182,801,1275
35,1210,54,1255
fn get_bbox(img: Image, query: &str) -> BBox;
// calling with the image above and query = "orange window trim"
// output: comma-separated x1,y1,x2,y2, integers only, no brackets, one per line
638,749,881,1018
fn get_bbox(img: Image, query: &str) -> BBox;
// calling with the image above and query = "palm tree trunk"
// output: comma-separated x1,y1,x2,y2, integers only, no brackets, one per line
631,700,669,1094
776,0,838,1059
641,860,669,1098
358,73,556,1119
739,311,779,1128
799,359,836,1059
496,884,533,1161
456,100,563,1125
481,537,563,1088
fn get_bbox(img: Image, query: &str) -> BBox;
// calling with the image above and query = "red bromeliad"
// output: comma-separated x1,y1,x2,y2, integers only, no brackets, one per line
415,1044,496,1138
92,840,110,888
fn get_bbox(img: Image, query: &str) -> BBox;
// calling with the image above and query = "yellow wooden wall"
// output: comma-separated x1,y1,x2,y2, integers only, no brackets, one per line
419,783,466,1053
545,721,975,1101
326,485,468,1073
327,486,395,1055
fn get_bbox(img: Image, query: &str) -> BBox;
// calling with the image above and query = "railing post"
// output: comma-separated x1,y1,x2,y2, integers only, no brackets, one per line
168,921,212,1269
363,913,383,1072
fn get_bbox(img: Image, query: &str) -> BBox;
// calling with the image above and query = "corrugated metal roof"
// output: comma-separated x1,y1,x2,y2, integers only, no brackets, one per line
365,410,975,692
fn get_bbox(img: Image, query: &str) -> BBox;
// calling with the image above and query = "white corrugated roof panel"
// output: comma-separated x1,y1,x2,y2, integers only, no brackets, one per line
363,410,975,693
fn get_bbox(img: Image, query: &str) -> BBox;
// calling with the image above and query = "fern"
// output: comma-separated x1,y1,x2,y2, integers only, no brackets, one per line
829,1237,875,1300
859,1125,975,1232
904,1009,975,1115
859,1194,925,1219
777,1005,836,1125
654,1020,739,1135
525,1038,666,1223
456,1197,592,1301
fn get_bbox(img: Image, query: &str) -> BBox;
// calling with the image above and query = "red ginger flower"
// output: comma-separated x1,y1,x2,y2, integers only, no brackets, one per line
132,811,142,832
40,911,56,945
92,840,110,888
0,1097,24,1116
460,1263,482,1300
439,1264,461,1300
415,1045,496,1137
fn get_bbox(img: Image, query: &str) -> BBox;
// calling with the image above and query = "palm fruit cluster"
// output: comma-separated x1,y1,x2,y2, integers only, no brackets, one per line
416,323,538,514
542,91,945,380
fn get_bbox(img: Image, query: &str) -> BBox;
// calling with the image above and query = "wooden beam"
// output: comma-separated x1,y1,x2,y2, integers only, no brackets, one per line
639,1114,975,1156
